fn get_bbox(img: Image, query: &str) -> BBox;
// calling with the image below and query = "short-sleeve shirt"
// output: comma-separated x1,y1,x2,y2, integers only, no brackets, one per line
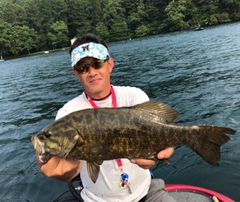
56,86,151,202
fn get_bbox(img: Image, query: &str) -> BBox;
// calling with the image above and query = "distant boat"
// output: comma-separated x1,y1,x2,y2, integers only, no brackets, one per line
195,27,204,31
195,23,204,31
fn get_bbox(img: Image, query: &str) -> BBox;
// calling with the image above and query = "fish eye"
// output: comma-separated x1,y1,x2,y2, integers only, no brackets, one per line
45,131,51,138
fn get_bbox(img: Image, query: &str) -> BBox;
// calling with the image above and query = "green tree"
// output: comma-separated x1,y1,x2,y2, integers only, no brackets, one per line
103,0,127,28
15,25,38,54
24,0,54,49
95,22,109,40
165,0,190,31
144,1,166,34
50,0,68,22
127,0,149,36
24,0,68,50
0,22,37,56
135,24,149,37
0,22,13,57
0,0,27,26
133,1,149,37
66,0,95,36
103,0,129,40
1,0,240,57
90,0,104,27
109,21,129,41
47,21,69,49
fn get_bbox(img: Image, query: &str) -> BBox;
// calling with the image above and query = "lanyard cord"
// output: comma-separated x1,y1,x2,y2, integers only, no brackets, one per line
85,86,117,108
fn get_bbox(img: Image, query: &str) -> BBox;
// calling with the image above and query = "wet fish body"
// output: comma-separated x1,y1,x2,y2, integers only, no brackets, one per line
32,101,236,182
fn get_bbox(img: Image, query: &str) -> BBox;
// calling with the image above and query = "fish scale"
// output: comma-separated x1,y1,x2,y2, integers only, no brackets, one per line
32,101,236,183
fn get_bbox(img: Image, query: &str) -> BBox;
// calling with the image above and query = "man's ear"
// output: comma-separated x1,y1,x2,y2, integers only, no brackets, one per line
72,68,80,78
108,57,114,73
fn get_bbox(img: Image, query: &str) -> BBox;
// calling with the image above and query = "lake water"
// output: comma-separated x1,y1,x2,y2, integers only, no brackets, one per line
0,22,240,201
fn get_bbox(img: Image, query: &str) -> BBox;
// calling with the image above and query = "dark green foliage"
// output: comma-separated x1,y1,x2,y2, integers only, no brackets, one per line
0,0,239,57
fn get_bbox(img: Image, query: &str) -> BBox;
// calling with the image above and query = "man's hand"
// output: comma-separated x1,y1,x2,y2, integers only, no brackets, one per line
130,147,174,169
37,156,82,182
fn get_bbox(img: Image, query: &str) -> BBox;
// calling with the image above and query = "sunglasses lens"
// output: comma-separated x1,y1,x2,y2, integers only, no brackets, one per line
94,60,105,69
75,59,107,74
74,64,89,74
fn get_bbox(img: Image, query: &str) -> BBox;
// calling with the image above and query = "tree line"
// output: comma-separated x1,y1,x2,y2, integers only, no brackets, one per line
0,0,240,58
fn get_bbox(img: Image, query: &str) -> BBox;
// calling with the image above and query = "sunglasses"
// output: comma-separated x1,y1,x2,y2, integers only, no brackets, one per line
74,58,109,74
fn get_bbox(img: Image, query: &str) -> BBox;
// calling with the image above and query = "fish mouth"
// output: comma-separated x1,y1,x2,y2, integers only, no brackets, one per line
31,136,52,163
38,152,53,164
31,136,42,156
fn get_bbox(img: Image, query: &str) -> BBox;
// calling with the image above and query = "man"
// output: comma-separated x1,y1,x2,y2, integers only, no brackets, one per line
37,33,176,202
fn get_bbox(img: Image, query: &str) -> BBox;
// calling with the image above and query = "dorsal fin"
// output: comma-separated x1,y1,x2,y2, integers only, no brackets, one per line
132,101,179,123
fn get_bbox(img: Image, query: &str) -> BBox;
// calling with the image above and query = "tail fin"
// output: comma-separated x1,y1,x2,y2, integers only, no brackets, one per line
192,125,235,165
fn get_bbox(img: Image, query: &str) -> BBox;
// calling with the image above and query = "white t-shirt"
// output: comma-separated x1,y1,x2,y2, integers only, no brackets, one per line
56,86,151,202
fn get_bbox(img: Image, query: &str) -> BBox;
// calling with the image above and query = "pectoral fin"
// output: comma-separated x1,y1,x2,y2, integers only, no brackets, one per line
87,161,104,183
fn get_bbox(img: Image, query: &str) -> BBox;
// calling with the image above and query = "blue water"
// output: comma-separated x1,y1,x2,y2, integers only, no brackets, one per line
0,22,240,201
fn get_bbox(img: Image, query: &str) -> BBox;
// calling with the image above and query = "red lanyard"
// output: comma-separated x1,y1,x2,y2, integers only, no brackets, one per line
86,86,117,108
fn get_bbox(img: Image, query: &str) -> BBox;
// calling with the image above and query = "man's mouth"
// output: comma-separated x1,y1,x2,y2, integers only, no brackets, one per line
89,78,101,84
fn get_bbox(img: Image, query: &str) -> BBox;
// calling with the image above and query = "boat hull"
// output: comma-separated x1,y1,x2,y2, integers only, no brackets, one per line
166,184,234,202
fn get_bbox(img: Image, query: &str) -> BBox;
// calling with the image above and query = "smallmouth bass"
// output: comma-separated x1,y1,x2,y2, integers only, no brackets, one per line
32,101,236,183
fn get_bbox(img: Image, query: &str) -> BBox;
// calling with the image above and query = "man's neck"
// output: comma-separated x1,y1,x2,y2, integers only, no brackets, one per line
89,91,112,101
85,86,112,100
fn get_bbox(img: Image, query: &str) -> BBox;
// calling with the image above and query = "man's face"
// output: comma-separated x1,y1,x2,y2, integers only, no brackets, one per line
73,57,114,98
